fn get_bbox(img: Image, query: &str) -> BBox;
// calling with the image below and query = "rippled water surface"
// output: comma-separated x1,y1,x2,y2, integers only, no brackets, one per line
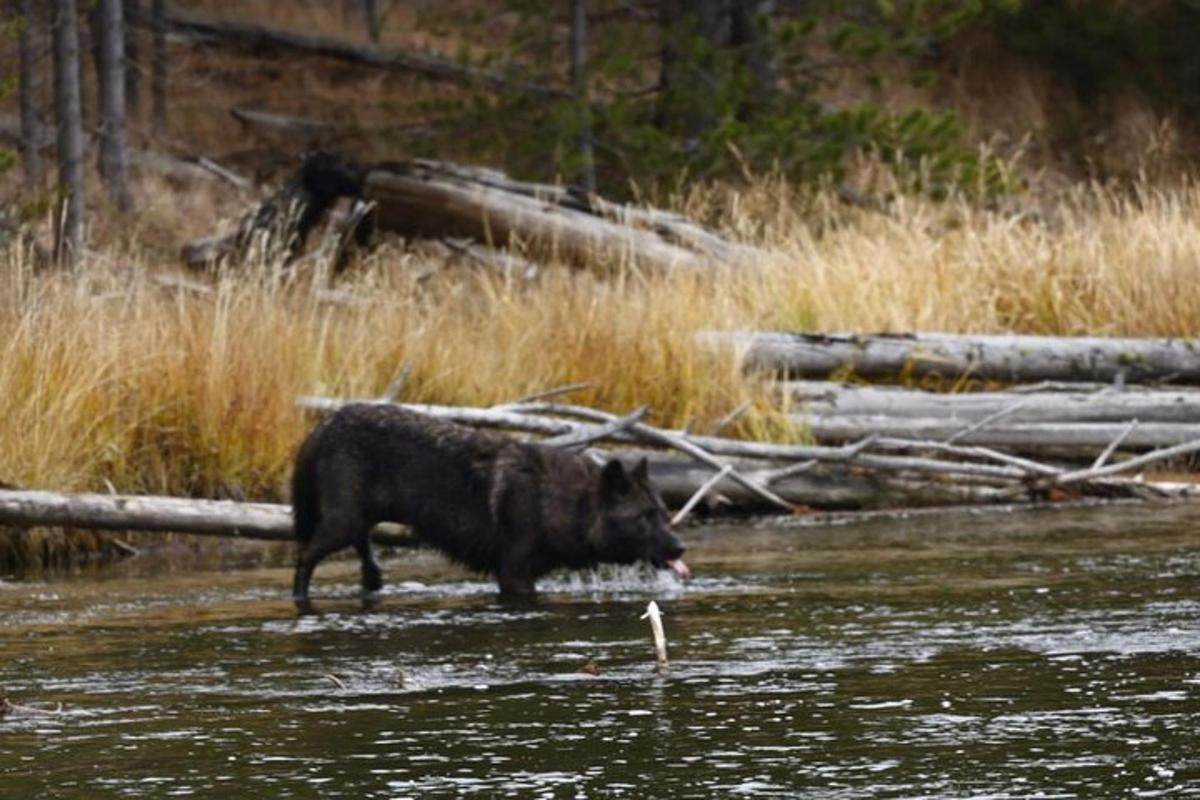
3,504,1199,798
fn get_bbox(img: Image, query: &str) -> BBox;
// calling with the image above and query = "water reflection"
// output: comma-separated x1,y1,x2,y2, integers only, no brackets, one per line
2,504,1199,797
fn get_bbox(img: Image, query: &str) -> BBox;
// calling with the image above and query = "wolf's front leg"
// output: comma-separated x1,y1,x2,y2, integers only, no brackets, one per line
497,555,537,596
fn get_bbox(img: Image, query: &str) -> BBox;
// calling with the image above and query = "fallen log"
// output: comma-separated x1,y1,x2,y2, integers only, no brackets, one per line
167,7,565,99
298,395,1023,481
363,161,712,271
787,381,1200,424
0,489,418,546
703,331,1200,384
800,416,1200,453
635,455,1000,509
297,395,1200,508
401,161,766,264
182,153,753,272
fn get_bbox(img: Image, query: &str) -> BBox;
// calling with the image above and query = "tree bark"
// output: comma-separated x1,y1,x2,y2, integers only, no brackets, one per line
703,330,1200,385
786,381,1200,424
52,0,86,267
98,0,133,211
151,0,166,135
17,0,44,189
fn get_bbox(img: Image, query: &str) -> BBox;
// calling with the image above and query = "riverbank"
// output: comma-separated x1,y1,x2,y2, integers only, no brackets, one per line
4,177,1200,568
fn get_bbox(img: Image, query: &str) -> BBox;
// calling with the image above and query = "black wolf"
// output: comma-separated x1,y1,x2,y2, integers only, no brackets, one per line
291,404,689,609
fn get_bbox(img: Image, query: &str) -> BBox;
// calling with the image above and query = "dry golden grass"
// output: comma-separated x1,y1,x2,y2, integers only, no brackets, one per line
4,177,1200,514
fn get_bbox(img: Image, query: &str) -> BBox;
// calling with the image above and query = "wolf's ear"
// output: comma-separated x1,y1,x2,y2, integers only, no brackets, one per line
601,459,632,497
631,457,649,483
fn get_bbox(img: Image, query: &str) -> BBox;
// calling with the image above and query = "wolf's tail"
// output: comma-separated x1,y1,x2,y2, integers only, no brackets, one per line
291,433,321,544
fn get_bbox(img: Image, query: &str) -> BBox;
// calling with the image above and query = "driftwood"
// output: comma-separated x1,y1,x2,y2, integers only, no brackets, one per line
0,489,417,546
786,381,1200,424
390,160,765,265
167,8,565,99
181,153,756,272
703,331,1200,384
801,417,1200,453
298,395,1200,508
5,389,1197,542
363,161,716,271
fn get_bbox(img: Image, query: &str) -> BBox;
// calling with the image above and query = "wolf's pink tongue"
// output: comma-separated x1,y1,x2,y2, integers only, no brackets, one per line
667,559,691,581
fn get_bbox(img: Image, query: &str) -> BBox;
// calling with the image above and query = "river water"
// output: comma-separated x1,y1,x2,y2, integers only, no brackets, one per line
2,503,1198,798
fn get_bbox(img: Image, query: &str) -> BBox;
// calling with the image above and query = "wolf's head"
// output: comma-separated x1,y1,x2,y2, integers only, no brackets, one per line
591,458,689,579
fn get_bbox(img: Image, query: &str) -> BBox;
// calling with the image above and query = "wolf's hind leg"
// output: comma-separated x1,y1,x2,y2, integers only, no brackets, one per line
292,510,364,611
355,538,383,600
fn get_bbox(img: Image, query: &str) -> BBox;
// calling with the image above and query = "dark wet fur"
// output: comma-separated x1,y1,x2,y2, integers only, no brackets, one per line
291,404,685,608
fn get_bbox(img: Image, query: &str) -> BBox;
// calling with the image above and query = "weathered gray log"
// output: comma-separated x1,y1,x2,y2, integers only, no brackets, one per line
183,155,748,272
167,8,565,98
297,396,1039,481
632,455,999,510
405,161,765,264
787,381,1200,423
364,163,711,271
800,416,1200,452
703,331,1200,384
0,489,417,546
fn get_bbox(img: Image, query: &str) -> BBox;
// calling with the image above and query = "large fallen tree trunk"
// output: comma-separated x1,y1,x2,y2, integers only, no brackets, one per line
0,462,987,547
801,417,1200,452
298,395,1200,506
787,381,1200,424
0,490,417,546
167,7,564,98
182,153,758,271
702,331,1200,384
363,162,713,271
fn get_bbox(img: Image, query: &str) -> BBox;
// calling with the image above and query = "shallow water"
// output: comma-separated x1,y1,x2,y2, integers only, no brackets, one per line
2,504,1199,798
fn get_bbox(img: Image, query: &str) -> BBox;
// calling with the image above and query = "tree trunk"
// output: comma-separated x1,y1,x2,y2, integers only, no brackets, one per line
52,0,86,267
362,0,381,43
98,0,133,211
656,0,725,138
17,0,44,189
151,0,166,135
568,0,596,193
729,0,775,118
124,0,141,118
702,330,1200,385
